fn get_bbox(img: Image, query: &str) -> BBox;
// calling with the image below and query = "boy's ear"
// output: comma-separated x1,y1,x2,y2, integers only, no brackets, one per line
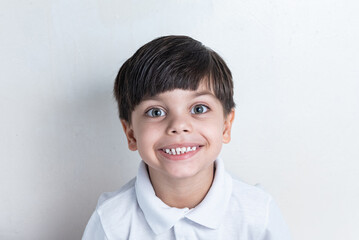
121,120,137,151
222,109,235,144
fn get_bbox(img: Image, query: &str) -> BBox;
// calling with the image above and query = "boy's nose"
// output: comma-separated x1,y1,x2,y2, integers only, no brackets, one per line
166,115,193,135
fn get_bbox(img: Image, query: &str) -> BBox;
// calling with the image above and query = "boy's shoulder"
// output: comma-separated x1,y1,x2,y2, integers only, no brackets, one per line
96,177,138,213
224,175,275,230
231,177,272,202
228,176,273,215
91,178,150,238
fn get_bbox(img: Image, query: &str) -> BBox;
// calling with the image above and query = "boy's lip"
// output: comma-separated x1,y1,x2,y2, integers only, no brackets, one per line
157,143,203,160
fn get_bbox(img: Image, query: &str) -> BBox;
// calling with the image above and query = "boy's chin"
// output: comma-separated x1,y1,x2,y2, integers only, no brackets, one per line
147,162,215,181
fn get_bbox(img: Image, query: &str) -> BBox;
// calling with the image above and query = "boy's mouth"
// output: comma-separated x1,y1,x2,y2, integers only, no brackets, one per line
160,145,202,156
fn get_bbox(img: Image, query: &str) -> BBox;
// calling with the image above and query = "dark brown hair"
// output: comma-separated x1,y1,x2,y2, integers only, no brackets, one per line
114,35,235,123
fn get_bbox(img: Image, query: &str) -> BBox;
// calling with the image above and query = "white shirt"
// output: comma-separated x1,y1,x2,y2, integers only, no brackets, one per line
82,159,291,239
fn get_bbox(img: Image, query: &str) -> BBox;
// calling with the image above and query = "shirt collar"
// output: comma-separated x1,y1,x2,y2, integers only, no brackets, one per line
135,159,233,235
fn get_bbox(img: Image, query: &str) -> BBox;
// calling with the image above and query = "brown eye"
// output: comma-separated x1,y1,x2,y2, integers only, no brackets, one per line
191,104,209,114
146,108,165,117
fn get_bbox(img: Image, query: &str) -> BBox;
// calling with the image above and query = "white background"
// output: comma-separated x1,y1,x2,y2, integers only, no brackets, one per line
1,0,358,239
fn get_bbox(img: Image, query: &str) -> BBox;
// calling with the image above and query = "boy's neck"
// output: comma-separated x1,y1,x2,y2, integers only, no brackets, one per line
147,163,215,209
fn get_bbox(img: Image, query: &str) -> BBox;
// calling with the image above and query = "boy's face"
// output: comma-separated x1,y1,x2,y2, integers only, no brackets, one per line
121,83,235,181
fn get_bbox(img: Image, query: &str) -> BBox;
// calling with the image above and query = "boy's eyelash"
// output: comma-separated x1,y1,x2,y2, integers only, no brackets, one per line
199,104,210,109
196,103,210,109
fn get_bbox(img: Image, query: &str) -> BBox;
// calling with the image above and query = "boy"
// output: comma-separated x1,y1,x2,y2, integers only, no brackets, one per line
83,35,291,239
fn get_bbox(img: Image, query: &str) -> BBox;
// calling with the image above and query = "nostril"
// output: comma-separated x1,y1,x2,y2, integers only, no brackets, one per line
170,129,189,134
167,122,192,134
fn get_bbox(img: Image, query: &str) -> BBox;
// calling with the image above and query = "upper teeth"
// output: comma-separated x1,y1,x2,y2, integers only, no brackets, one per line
164,146,197,155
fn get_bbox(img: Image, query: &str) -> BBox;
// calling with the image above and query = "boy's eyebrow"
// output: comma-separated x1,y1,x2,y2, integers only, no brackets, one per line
192,90,216,98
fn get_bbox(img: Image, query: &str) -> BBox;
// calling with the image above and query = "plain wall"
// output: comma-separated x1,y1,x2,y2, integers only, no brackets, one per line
1,0,358,239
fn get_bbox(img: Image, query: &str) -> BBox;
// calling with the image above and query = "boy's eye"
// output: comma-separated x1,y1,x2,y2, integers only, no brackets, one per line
146,108,166,117
191,104,209,114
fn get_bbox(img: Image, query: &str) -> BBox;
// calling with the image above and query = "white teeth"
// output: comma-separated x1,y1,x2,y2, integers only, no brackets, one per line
181,147,186,154
163,146,199,155
176,148,181,154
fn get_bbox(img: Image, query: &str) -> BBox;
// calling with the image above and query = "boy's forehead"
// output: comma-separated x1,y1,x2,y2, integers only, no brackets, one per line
142,84,215,101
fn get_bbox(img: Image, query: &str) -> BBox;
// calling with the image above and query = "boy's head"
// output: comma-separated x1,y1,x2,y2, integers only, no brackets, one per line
114,35,235,124
114,35,236,183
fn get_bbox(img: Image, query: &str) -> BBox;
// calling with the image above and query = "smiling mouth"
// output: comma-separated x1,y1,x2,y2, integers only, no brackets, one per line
161,145,201,156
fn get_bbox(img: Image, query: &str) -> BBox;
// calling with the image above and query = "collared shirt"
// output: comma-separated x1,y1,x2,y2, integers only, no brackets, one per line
82,159,291,240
